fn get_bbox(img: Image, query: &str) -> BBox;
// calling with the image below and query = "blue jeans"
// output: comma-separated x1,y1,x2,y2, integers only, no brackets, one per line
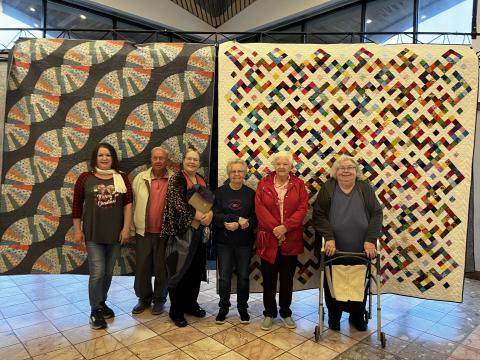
86,241,121,311
217,243,252,310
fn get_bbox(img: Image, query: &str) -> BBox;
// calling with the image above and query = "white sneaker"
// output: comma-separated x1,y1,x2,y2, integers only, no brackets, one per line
282,316,296,329
261,316,273,330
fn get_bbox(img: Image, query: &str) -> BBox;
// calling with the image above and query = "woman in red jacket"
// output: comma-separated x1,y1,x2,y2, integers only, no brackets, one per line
255,151,308,331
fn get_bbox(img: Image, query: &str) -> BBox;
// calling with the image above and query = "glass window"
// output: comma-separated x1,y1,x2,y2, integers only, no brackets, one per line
365,0,414,44
418,0,473,44
0,0,43,49
46,1,113,40
116,21,156,43
305,4,362,44
263,24,303,44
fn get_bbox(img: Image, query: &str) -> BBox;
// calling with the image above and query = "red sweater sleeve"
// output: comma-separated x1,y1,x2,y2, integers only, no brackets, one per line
72,172,90,219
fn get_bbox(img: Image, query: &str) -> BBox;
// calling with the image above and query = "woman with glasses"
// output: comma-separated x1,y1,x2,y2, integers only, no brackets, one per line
255,151,308,331
312,155,383,332
213,159,256,325
161,147,214,327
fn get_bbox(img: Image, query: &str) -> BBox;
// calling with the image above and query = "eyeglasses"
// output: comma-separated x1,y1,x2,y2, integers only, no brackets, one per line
230,170,245,174
338,166,356,171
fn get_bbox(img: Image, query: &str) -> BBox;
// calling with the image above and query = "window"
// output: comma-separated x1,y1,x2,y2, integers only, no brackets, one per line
418,0,473,44
305,4,362,44
46,1,113,40
0,0,42,49
365,0,414,44
264,24,304,44
116,21,157,43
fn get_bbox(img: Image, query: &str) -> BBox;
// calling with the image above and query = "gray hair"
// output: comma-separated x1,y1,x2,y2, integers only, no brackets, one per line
151,146,169,157
226,158,247,174
271,151,293,166
330,155,362,179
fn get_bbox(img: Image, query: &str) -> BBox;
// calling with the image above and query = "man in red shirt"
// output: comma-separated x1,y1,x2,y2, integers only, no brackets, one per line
131,146,172,315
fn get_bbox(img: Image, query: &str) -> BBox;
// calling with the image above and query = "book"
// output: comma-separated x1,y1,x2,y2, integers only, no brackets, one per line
188,192,213,229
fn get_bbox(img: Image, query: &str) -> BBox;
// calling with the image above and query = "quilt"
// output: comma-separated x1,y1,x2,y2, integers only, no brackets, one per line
1,39,215,275
218,41,478,301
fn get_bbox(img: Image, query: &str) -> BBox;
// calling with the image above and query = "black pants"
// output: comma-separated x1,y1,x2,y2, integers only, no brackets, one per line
134,233,168,304
168,241,206,320
324,268,367,322
261,250,297,318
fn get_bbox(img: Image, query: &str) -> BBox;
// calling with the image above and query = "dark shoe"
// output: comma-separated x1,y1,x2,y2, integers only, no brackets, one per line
186,307,206,318
151,302,165,315
171,317,188,327
349,314,367,331
328,319,340,331
90,309,107,330
238,309,250,324
215,308,229,324
101,303,115,319
132,301,150,314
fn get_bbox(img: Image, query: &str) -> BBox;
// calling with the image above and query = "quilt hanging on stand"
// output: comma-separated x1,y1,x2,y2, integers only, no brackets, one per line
217,41,478,302
1,39,215,275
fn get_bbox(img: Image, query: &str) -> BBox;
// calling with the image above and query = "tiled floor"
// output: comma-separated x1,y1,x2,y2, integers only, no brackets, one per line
0,274,479,360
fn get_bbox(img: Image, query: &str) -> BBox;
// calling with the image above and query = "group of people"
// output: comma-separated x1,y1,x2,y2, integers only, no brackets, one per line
73,143,383,332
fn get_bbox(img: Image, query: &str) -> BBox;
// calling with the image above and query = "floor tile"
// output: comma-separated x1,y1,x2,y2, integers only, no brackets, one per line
261,327,308,351
191,316,233,336
212,326,257,349
461,330,480,350
111,324,157,346
381,321,423,342
449,344,480,360
23,333,71,357
415,332,458,355
0,342,31,360
127,335,177,359
75,334,124,359
144,317,179,335
31,344,84,360
313,328,358,353
215,351,248,359
274,353,300,359
0,330,20,348
1,301,39,319
236,338,284,360
50,312,90,332
334,342,400,359
288,339,338,360
14,321,59,342
62,324,109,344
161,325,207,348
93,347,140,359
105,314,140,333
425,323,472,342
182,337,231,360
153,349,195,359
42,303,82,321
7,310,49,330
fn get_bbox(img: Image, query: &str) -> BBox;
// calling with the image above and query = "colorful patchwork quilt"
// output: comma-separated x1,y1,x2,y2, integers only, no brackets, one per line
1,39,215,275
218,42,478,301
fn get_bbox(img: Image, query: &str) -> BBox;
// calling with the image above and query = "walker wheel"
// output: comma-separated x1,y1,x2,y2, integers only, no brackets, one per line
380,332,387,348
314,326,320,341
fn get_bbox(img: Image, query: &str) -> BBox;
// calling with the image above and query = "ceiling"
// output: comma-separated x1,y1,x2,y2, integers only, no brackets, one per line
170,0,257,28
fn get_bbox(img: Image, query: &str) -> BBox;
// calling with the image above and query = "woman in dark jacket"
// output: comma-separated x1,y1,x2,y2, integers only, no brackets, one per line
213,159,256,325
161,147,213,327
312,155,383,332
255,151,308,331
